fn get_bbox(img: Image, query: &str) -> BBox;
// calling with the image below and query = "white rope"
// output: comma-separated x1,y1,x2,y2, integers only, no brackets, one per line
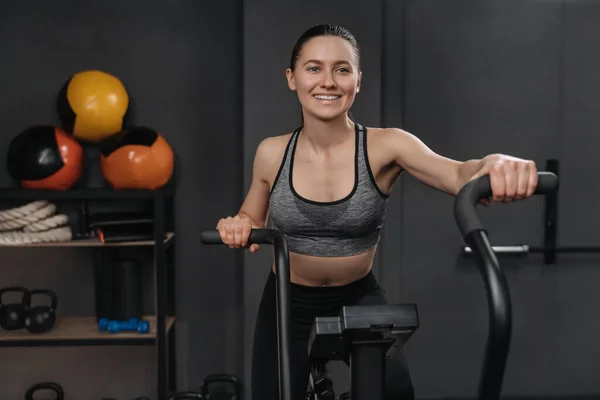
0,201,72,243
0,200,48,222
0,226,72,245
23,214,70,232
0,203,58,231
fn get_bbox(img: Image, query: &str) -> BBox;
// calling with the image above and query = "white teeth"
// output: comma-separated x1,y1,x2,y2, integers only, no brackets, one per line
314,95,340,100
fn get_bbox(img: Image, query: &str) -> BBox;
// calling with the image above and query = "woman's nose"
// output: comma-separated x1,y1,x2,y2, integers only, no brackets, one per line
320,72,337,88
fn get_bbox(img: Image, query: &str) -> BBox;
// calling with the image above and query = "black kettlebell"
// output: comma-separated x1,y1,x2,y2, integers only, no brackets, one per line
200,374,241,400
24,289,58,334
168,392,203,400
0,287,30,330
25,382,64,400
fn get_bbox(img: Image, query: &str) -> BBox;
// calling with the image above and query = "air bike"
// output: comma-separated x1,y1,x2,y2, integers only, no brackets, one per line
199,171,559,400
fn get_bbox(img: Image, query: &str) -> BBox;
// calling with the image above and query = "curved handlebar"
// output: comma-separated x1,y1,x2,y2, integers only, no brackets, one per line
453,171,559,399
200,228,292,400
201,228,284,246
454,171,559,239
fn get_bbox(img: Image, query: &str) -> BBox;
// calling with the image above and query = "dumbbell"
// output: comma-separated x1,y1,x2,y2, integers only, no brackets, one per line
98,318,150,334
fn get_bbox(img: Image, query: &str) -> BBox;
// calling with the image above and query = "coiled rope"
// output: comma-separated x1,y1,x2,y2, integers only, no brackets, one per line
0,201,72,244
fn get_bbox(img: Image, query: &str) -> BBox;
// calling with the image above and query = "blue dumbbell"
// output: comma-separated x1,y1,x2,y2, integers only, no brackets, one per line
107,318,150,334
98,317,137,331
98,317,111,331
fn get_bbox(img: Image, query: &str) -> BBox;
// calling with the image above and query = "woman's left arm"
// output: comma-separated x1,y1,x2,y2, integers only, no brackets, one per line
387,128,538,202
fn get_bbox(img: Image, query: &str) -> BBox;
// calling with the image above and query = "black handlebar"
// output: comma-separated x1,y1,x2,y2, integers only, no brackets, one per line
453,171,559,400
455,172,560,239
200,228,293,400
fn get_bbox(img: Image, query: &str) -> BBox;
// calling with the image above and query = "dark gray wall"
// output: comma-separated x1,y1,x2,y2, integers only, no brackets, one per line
0,1,242,399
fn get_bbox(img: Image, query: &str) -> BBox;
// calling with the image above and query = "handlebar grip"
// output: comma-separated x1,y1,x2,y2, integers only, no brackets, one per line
454,171,559,239
200,230,224,244
200,228,282,245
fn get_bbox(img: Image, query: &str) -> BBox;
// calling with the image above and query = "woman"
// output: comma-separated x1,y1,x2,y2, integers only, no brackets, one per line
217,24,538,400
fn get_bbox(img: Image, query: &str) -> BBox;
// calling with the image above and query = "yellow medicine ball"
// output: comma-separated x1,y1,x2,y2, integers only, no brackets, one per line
57,70,133,143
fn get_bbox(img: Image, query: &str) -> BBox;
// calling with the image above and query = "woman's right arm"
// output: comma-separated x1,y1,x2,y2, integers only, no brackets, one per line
217,136,284,251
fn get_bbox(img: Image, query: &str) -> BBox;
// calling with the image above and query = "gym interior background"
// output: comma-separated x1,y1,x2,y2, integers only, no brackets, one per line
0,0,598,399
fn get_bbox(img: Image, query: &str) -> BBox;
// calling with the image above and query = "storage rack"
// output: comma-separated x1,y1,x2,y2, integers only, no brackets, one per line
0,186,176,400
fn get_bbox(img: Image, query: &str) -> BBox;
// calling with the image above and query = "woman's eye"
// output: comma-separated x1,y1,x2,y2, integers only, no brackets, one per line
308,66,319,72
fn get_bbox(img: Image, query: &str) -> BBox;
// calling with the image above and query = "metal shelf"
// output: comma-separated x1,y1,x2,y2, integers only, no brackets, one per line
0,316,176,347
0,232,175,248
0,186,176,399
0,186,175,200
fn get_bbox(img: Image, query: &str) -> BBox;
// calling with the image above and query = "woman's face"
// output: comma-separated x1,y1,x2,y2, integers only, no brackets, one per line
286,36,361,122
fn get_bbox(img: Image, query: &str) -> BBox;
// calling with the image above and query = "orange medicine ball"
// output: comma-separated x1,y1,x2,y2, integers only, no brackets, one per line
100,126,174,190
6,125,84,190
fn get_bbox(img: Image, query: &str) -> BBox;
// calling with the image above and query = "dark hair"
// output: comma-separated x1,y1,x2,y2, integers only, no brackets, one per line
289,24,361,72
290,24,360,123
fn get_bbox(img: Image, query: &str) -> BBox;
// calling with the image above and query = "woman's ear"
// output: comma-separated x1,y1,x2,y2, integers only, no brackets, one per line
286,68,297,91
356,71,362,93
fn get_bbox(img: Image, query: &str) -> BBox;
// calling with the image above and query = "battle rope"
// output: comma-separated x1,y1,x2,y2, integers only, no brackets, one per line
0,201,72,244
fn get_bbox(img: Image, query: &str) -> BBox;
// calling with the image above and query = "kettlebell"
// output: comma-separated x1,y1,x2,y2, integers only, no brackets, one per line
200,374,241,400
25,381,64,400
0,287,30,330
168,391,203,399
24,289,58,334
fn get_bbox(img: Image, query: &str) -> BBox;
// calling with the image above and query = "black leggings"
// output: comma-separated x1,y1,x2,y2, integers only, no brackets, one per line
251,270,415,400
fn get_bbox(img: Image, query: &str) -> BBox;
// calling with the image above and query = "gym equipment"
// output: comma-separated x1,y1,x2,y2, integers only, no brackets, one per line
169,393,203,400
306,304,419,400
0,201,72,244
24,289,58,333
200,373,242,400
101,397,151,400
0,286,30,330
6,125,84,190
200,171,558,400
200,230,419,400
463,158,600,265
25,382,64,400
98,317,150,334
201,229,292,400
454,171,559,399
100,126,174,190
57,69,132,143
113,258,143,320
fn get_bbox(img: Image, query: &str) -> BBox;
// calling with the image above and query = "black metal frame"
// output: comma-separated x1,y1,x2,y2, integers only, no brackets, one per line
454,172,559,399
201,229,293,400
0,185,176,400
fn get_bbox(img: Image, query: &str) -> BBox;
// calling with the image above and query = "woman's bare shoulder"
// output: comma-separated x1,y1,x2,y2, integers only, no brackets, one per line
253,131,295,181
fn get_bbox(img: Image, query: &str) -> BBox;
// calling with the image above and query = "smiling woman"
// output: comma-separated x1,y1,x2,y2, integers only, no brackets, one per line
213,23,538,400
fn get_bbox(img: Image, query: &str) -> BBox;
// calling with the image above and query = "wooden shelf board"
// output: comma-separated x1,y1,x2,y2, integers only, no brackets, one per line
0,316,175,343
0,232,174,248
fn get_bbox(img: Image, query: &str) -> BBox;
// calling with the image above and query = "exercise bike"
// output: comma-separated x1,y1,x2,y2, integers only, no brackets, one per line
200,171,559,400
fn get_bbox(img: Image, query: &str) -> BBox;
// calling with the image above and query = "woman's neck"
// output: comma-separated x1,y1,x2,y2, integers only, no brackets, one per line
300,114,355,152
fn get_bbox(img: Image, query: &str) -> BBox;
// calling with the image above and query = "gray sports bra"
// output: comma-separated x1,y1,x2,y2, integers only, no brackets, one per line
266,123,390,257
